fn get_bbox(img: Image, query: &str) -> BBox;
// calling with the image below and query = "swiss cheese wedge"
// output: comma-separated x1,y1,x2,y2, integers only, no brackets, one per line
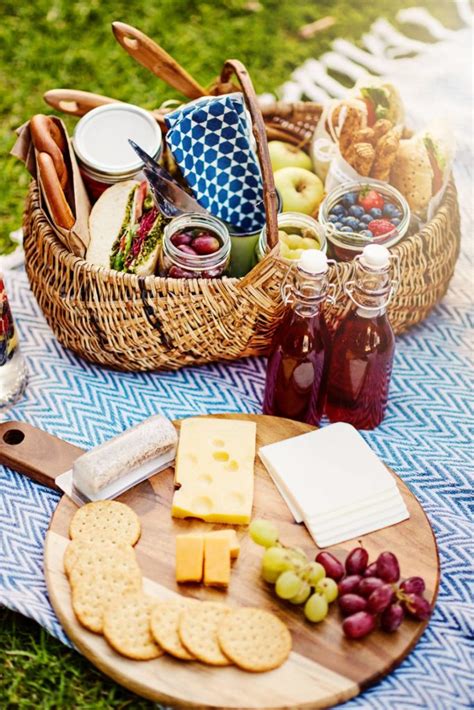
172,418,256,524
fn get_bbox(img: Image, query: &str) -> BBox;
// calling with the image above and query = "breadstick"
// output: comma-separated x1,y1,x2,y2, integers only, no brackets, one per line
351,143,375,177
371,127,401,181
372,119,392,143
354,127,376,146
338,106,364,155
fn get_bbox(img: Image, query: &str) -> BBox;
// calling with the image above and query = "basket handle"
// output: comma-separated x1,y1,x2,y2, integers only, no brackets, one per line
112,22,207,100
220,60,279,249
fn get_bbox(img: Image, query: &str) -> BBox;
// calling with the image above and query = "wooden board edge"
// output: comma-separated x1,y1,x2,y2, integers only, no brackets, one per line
358,480,441,692
44,530,359,710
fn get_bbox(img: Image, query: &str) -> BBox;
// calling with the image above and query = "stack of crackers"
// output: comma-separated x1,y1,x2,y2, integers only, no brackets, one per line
64,501,292,672
335,105,402,180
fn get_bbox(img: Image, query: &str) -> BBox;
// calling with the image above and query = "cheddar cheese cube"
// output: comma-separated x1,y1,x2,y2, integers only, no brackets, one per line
204,535,231,588
205,529,240,559
175,533,204,583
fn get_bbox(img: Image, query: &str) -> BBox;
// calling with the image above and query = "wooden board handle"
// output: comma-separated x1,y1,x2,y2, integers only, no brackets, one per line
112,22,207,100
43,89,120,117
0,421,84,491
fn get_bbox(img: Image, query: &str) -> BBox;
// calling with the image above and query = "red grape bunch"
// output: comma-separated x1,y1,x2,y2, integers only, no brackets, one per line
315,547,432,639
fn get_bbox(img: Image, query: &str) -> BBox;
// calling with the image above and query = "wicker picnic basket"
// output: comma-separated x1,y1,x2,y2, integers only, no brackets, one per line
23,59,461,372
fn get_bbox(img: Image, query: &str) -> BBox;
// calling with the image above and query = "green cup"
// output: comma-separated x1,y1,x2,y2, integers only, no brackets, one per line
229,231,260,277
227,192,282,278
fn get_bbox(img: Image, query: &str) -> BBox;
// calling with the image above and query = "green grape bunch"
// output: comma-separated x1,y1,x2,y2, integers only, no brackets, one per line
249,519,339,623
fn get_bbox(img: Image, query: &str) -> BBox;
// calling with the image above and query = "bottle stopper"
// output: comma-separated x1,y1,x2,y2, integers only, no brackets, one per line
298,249,328,274
360,244,390,269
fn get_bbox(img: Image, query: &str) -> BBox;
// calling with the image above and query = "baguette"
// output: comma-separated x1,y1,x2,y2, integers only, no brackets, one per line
30,114,68,189
37,151,75,229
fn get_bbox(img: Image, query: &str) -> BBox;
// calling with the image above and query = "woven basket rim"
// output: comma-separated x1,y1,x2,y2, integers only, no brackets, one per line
27,174,456,286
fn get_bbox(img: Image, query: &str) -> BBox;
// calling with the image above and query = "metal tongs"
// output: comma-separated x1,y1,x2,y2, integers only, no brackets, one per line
128,139,208,219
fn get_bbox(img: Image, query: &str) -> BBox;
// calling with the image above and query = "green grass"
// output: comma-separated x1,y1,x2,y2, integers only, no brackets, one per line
0,607,156,709
0,0,461,706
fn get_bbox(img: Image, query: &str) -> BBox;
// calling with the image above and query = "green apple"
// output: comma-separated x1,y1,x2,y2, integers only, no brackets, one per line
268,141,313,172
274,167,324,215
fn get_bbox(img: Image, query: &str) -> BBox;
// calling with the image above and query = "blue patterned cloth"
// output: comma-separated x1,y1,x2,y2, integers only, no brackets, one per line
165,93,266,233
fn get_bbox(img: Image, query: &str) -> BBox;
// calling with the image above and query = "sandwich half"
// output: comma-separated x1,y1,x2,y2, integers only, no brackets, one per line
390,119,454,214
87,180,165,275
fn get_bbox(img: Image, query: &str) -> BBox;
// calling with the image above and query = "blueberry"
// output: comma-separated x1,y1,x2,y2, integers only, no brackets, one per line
331,204,346,216
342,192,358,208
382,203,399,219
391,218,401,226
360,213,373,225
357,220,369,231
328,214,340,223
359,229,374,238
334,221,344,230
349,205,365,218
342,216,360,230
369,208,383,219
339,226,354,233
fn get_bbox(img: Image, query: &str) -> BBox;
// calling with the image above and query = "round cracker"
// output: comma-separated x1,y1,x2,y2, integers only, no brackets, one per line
103,592,163,660
69,546,141,589
72,571,142,633
218,608,291,672
179,603,232,666
68,501,141,546
150,600,197,660
63,538,135,577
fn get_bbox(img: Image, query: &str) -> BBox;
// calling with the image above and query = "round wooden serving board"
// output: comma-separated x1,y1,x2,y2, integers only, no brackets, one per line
44,414,439,709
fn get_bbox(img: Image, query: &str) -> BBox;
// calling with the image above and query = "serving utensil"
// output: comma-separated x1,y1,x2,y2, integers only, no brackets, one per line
43,89,168,129
112,22,207,100
129,139,208,218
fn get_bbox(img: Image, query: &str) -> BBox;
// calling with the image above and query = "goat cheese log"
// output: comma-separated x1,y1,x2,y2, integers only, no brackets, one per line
73,415,177,499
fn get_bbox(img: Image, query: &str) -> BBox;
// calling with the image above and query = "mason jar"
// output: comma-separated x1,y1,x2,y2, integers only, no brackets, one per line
318,179,410,262
256,212,328,263
73,103,162,202
160,213,231,279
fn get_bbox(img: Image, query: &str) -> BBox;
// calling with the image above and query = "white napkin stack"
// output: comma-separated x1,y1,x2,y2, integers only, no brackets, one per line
259,423,409,547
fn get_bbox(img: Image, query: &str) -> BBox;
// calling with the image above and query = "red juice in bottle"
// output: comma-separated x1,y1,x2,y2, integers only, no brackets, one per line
263,250,332,425
325,244,396,429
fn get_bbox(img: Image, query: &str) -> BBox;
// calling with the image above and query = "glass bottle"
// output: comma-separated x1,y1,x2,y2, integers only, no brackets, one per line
325,244,398,429
263,250,333,425
0,274,28,409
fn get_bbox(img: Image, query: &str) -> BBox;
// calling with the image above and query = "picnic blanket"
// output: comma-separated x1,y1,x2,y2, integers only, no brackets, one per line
1,28,472,710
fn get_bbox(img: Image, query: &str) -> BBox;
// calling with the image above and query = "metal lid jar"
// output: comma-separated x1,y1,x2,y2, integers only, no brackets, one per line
73,104,162,201
256,212,329,263
160,213,231,279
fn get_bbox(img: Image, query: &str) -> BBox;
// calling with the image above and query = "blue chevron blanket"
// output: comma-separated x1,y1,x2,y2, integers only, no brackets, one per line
1,30,473,710
1,258,472,708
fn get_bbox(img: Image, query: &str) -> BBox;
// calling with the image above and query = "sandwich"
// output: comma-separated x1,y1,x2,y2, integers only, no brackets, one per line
87,180,165,275
351,78,405,127
390,119,454,214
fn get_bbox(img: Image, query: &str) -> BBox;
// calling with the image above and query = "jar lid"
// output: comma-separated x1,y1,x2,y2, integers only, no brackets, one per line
73,104,162,175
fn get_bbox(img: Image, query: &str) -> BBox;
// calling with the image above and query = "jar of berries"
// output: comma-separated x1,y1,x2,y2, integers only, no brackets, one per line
160,213,231,279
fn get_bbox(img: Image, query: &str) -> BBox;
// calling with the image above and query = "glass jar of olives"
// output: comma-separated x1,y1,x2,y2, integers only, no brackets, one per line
160,213,231,279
